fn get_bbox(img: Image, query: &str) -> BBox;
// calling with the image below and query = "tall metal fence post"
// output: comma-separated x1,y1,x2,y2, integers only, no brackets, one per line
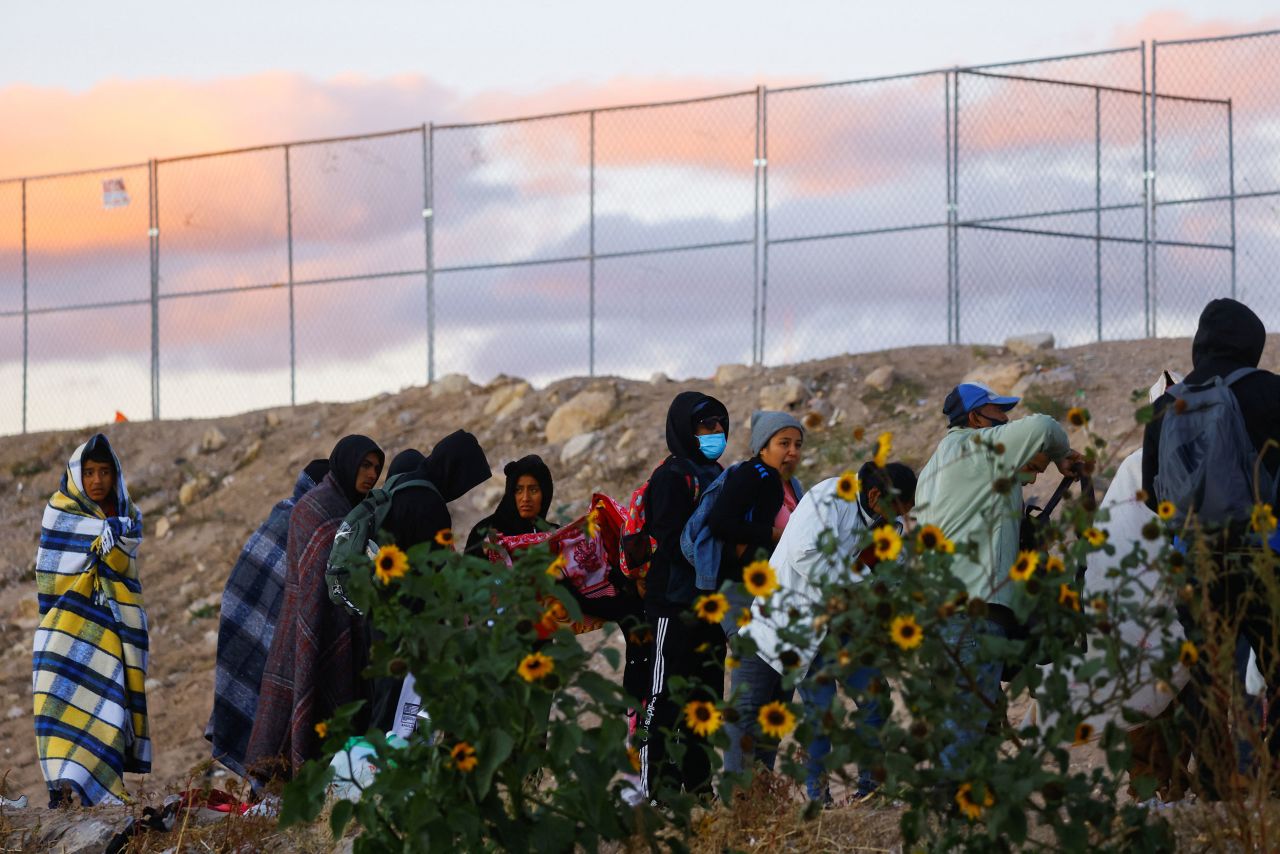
1141,42,1151,338
420,124,433,385
20,179,27,434
945,72,954,345
149,160,161,420
588,110,597,377
751,87,761,366
426,123,436,384
759,88,770,364
1227,97,1237,299
284,145,297,405
1150,41,1160,337
1094,87,1103,342
952,72,962,343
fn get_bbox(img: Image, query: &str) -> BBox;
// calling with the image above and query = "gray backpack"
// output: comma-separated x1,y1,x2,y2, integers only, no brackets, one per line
326,472,441,615
1155,367,1275,528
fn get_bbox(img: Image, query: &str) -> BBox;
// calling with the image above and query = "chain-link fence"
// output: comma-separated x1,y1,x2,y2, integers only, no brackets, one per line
3,30,1279,433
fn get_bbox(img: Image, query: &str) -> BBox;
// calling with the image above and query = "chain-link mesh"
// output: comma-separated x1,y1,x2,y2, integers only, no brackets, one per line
762,73,948,363
3,32,1280,433
1152,32,1280,336
0,182,21,435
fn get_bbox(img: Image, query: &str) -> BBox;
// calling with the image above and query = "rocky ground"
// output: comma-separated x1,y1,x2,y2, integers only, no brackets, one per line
0,331,1268,851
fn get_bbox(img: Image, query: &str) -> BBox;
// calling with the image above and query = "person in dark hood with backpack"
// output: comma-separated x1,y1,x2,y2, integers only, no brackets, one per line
385,431,492,552
367,432,491,733
638,390,729,805
1142,298,1280,797
465,455,555,556
246,435,383,781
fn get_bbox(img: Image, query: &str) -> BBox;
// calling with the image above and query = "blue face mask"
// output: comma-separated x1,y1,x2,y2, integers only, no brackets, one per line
697,433,727,461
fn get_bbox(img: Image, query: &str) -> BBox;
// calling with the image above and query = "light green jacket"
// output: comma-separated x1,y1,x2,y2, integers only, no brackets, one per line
914,414,1071,606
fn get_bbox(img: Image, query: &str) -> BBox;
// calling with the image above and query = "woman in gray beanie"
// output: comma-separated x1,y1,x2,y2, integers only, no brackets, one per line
707,410,806,774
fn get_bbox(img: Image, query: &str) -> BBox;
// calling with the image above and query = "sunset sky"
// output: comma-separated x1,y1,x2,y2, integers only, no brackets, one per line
1,3,1278,433
2,2,1276,175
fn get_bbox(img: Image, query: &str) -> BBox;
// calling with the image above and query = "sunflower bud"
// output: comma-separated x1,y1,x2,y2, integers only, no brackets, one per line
1141,521,1160,541
388,658,409,677
992,477,1013,495
909,720,929,738
780,649,801,670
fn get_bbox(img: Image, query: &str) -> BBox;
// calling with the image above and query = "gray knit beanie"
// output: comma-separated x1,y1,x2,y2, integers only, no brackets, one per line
750,410,805,456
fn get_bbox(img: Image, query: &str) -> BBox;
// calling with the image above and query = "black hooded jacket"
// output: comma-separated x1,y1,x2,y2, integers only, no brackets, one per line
465,455,555,555
644,391,728,618
384,431,492,551
1142,298,1280,509
327,435,384,508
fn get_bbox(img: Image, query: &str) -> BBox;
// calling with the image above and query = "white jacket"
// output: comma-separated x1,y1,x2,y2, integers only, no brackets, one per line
741,477,882,676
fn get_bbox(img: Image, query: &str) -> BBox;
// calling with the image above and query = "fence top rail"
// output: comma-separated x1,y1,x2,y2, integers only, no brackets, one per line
432,87,759,131
959,68,1232,105
1154,27,1280,48
156,125,426,165
0,160,150,186
766,67,950,95
963,43,1142,72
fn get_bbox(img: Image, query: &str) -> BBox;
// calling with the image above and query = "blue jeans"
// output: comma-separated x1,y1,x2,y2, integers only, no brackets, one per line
723,652,790,774
938,617,1008,775
798,654,884,801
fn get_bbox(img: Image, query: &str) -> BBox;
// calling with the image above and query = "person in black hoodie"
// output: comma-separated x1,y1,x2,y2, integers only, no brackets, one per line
638,391,730,804
368,432,491,732
384,431,492,552
1142,297,1280,796
465,455,556,555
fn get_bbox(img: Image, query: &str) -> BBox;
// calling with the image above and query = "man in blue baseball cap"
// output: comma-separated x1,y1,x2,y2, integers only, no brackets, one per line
915,380,1083,778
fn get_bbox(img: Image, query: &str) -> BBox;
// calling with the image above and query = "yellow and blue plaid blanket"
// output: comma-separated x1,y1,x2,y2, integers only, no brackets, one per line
32,434,148,806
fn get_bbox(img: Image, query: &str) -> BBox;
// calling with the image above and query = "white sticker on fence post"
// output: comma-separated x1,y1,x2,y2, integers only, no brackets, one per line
102,178,130,209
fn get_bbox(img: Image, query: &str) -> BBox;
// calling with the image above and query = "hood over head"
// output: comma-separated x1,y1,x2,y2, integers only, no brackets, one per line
419,430,492,503
665,391,729,464
1192,298,1265,370
293,458,329,501
387,449,426,480
488,455,555,534
328,434,385,506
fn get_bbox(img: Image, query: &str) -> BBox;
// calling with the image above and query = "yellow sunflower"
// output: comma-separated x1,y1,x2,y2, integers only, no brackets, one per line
873,431,893,468
1058,584,1081,612
435,528,455,548
374,544,409,585
955,782,994,821
1252,503,1277,534
1179,640,1199,668
1156,501,1176,521
1045,555,1065,574
872,525,903,562
836,470,860,502
735,608,753,629
517,651,555,682
758,701,797,739
314,721,328,739
1008,550,1039,582
725,655,740,671
545,554,568,578
1083,527,1107,547
450,741,478,772
916,524,951,553
1073,722,1095,745
1066,407,1090,427
743,560,780,597
889,614,924,651
683,700,724,737
694,592,729,623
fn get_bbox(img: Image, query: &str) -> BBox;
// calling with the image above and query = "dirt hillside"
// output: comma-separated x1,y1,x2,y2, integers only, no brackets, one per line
0,333,1262,808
